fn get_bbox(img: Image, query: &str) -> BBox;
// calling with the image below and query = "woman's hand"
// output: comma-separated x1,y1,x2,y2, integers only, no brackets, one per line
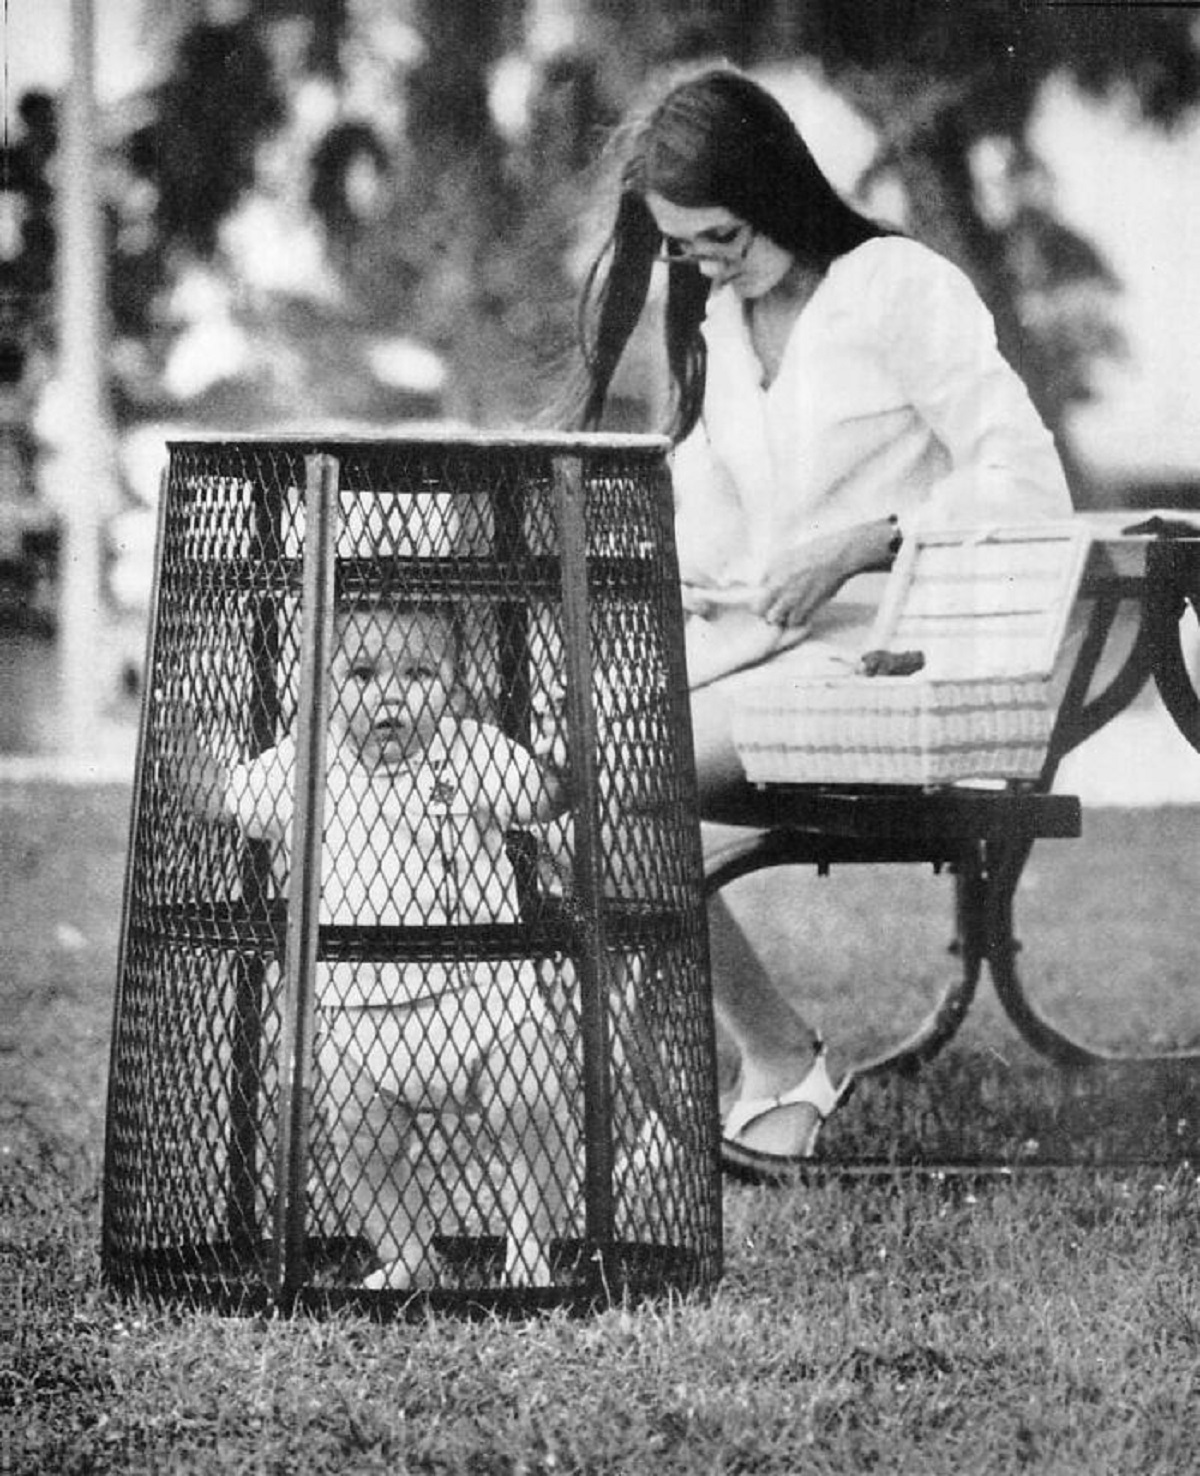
751,519,896,629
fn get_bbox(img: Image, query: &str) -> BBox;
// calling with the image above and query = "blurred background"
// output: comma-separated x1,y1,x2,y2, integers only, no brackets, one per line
4,0,1200,793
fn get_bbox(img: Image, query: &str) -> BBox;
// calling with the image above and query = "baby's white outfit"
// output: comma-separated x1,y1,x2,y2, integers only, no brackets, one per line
227,719,557,1275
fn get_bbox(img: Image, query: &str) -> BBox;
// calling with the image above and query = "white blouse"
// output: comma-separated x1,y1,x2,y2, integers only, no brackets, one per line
672,237,1073,686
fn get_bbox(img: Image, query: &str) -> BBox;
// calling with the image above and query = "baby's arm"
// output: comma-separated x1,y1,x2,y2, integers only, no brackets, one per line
469,715,569,828
160,703,236,824
527,683,570,820
160,701,292,841
486,740,565,827
525,752,569,824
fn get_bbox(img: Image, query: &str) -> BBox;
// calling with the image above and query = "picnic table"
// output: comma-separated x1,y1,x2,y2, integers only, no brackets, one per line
707,511,1200,1075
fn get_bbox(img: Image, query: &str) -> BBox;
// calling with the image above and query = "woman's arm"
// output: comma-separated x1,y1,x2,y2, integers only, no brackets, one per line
881,245,1072,525
751,246,1069,628
751,516,901,629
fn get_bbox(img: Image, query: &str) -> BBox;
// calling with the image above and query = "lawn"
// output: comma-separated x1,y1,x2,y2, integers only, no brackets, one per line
6,780,1200,1474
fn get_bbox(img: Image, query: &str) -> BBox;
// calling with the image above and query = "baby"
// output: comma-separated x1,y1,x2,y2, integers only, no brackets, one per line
181,594,573,1288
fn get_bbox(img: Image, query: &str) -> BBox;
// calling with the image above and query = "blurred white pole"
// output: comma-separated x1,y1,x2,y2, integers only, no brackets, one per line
56,0,118,756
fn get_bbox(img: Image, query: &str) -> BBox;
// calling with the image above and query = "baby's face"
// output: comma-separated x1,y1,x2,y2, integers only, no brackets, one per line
330,606,459,772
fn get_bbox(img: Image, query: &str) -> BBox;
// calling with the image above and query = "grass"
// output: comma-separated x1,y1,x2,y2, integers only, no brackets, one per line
6,780,1200,1474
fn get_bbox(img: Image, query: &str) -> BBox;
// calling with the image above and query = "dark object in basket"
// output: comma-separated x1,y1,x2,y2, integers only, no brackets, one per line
1122,515,1200,540
859,648,926,677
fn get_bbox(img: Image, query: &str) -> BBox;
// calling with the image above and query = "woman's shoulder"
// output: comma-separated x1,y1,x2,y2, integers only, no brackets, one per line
826,236,989,339
830,235,969,293
832,236,944,278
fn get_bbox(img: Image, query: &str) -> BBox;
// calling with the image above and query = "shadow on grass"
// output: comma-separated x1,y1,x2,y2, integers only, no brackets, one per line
823,1051,1200,1169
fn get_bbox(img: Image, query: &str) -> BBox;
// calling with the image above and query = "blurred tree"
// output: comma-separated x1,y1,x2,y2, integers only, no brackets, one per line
309,121,390,247
3,92,59,302
110,0,591,424
771,0,1200,494
108,6,289,375
108,2,361,418
560,0,1200,492
1,93,56,506
113,0,617,425
343,0,526,421
337,0,625,422
1,94,59,627
103,0,1200,470
126,18,286,259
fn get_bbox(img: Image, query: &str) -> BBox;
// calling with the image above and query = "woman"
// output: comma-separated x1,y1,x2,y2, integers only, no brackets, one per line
573,66,1072,1179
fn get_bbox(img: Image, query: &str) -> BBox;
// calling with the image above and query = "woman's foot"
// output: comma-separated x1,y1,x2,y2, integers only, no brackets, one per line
721,1048,854,1183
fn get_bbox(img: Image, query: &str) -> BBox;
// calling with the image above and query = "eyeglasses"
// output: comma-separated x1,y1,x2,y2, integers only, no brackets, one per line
654,221,755,266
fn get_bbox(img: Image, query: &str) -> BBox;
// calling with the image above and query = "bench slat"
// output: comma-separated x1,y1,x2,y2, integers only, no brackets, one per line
719,785,1081,844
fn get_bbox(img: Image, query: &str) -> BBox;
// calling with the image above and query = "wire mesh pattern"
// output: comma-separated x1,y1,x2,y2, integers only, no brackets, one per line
103,434,720,1316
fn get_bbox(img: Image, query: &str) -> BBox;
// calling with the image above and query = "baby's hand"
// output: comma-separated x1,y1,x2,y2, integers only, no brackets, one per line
529,682,570,818
158,698,231,823
530,682,569,776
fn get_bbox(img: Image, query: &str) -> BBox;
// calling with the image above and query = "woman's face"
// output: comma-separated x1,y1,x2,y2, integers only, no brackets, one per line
645,192,793,299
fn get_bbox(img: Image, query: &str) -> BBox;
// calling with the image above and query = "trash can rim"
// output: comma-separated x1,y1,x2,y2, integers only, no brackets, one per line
165,430,672,455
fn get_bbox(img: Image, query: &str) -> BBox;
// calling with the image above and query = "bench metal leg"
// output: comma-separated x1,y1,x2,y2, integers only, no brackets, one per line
983,837,1100,1069
843,853,988,1079
704,834,985,1079
984,838,1200,1069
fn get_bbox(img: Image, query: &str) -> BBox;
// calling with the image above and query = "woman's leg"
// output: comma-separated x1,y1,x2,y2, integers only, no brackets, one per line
691,678,833,1155
705,890,820,1094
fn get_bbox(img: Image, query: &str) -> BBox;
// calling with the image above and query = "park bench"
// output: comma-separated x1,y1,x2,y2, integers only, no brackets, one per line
706,514,1200,1095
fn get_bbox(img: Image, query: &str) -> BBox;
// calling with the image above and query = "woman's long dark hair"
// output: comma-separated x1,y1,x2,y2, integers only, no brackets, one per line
574,66,889,440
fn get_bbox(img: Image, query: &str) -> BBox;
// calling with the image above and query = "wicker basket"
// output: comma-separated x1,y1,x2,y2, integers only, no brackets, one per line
733,522,1092,787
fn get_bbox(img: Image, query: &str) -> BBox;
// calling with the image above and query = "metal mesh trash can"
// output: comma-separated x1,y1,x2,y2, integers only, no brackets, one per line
102,433,721,1316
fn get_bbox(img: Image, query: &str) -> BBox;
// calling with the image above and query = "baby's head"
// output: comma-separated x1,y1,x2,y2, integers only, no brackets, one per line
329,595,466,772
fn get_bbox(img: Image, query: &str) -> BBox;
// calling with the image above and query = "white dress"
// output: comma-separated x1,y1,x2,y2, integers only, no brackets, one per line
673,236,1073,689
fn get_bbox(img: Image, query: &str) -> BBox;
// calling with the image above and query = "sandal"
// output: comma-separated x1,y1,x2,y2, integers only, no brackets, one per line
721,1047,854,1184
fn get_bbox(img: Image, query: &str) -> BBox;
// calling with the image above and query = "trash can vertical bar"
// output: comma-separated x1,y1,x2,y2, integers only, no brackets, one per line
227,473,283,1252
272,451,339,1299
102,465,170,1274
551,450,615,1247
492,464,532,745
